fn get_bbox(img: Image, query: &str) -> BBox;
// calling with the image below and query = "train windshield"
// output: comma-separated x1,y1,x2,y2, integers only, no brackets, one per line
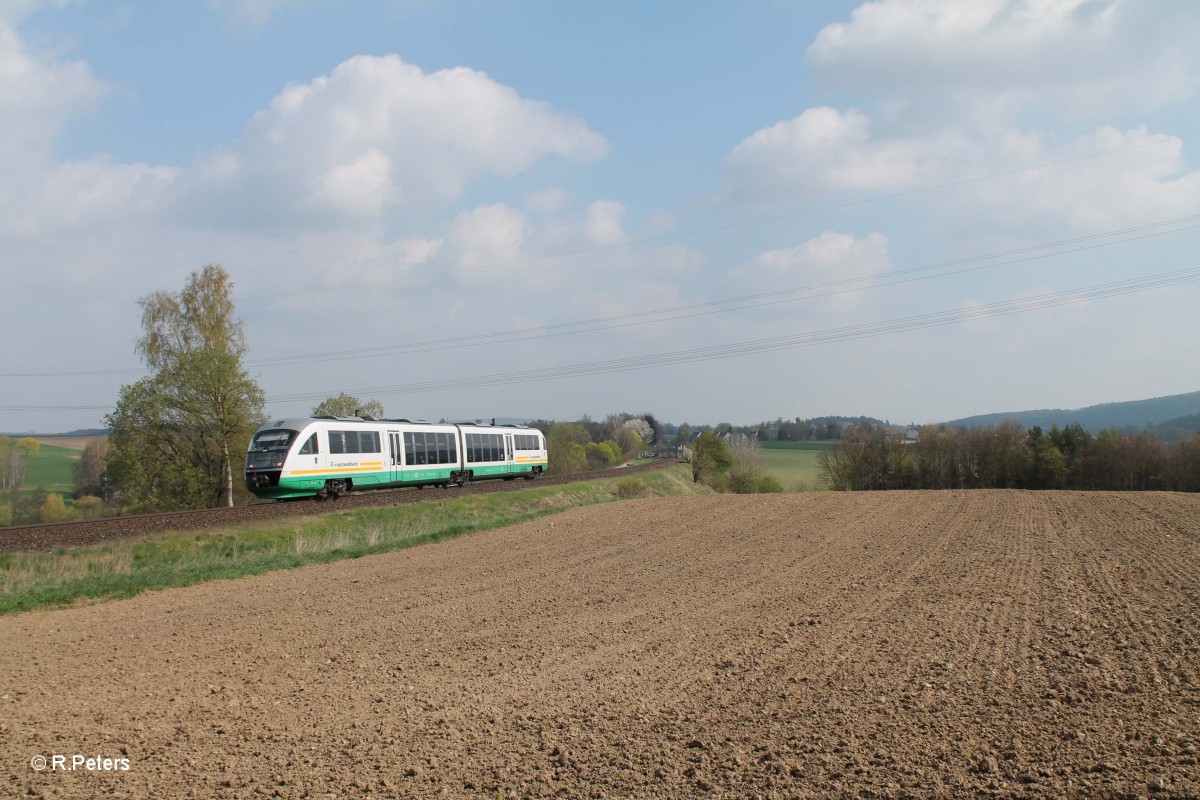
246,429,297,470
249,430,297,452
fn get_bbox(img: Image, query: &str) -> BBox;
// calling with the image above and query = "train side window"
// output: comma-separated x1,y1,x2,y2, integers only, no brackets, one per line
448,435,457,462
329,431,344,454
366,431,380,453
404,432,414,465
299,434,318,455
436,432,448,464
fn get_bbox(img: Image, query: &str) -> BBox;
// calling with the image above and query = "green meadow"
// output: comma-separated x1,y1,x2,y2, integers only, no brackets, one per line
20,443,79,497
757,441,830,490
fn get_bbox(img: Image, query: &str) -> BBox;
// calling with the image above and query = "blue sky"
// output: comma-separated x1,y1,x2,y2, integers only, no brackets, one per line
3,0,1198,432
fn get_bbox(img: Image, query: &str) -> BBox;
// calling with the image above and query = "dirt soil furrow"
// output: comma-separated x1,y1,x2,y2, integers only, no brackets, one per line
2,490,1198,799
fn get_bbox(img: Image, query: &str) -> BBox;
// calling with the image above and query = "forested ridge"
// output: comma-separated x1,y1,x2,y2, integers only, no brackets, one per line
944,390,1200,436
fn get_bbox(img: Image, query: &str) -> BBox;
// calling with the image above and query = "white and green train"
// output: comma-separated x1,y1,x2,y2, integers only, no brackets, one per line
245,417,547,500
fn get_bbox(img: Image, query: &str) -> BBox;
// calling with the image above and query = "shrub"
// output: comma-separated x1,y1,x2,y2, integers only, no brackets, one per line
40,493,79,523
755,474,784,493
586,441,622,468
614,478,647,499
74,495,105,519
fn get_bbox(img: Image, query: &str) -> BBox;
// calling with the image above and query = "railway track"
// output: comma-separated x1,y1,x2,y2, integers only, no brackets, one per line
0,460,676,554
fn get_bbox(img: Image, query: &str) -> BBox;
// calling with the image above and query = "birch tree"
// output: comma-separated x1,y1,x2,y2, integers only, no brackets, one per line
107,265,265,510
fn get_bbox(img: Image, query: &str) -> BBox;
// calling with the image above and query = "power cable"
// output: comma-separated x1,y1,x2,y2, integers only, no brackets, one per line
7,266,1195,412
263,266,1200,403
6,215,1196,378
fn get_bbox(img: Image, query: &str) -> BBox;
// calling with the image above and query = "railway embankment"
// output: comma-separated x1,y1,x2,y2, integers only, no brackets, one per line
0,459,677,554
0,463,701,615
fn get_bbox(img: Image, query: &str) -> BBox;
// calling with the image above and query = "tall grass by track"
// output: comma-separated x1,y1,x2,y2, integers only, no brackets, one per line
0,466,707,615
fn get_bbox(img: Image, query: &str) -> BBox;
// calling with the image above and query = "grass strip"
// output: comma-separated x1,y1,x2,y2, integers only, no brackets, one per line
0,466,706,615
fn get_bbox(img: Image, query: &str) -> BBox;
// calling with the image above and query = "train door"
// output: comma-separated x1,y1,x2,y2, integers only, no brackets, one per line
388,430,402,485
505,433,515,475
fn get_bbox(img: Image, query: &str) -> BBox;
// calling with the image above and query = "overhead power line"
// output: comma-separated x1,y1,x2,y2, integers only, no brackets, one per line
265,266,1200,404
6,215,1197,379
248,216,1200,365
5,265,1196,413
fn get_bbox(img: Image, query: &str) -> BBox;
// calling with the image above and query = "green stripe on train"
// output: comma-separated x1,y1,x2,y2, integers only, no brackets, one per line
250,462,547,499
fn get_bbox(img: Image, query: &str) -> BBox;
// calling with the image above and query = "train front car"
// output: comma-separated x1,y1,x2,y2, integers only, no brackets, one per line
244,418,326,500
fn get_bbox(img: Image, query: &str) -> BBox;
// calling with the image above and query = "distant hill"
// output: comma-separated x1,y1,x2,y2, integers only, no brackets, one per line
1147,413,1200,443
1,428,108,438
943,391,1200,434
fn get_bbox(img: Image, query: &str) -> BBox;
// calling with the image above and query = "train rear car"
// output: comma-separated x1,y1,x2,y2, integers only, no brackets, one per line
455,423,547,481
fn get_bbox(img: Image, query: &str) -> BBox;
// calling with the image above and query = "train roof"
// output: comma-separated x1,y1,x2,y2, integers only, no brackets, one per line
255,417,539,431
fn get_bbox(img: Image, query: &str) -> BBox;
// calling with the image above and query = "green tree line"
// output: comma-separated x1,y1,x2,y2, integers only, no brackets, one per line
819,421,1200,492
525,412,660,475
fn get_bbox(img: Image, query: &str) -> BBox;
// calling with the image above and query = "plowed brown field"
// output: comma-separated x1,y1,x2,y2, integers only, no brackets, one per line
2,491,1198,799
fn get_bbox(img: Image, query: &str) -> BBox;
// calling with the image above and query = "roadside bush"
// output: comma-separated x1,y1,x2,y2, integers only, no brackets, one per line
40,493,79,523
548,423,590,474
0,503,10,526
704,470,731,493
691,432,731,485
755,475,784,493
74,496,105,519
614,477,647,499
11,487,48,525
728,468,757,494
586,441,622,469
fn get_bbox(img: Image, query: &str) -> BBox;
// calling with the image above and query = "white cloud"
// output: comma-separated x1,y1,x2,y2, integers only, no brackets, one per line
750,231,891,277
808,0,1200,120
0,14,108,156
930,125,1200,233
190,55,608,225
582,200,627,246
721,107,933,203
7,156,178,236
740,231,891,312
447,203,531,274
525,187,573,215
723,105,1198,234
